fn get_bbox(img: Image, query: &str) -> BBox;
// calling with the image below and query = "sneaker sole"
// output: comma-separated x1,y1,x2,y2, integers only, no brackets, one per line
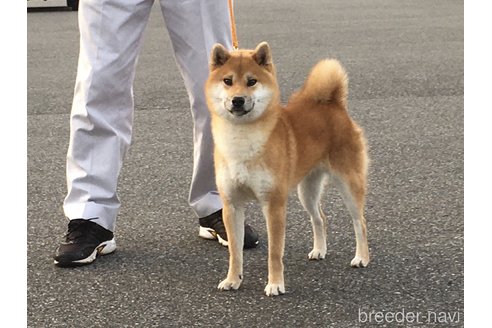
198,227,259,248
54,239,117,266
199,226,228,247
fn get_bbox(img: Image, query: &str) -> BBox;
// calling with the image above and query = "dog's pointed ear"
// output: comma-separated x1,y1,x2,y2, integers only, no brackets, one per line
210,44,231,70
253,42,272,67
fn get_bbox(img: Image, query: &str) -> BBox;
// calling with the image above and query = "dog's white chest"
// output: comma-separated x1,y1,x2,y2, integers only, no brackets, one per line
218,161,274,201
214,126,274,200
226,162,250,186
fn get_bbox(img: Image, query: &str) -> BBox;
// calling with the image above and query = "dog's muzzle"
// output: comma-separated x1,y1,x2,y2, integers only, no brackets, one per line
228,96,252,117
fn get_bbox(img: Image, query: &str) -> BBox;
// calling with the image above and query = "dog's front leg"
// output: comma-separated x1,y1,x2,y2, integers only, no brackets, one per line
218,202,245,291
262,197,287,296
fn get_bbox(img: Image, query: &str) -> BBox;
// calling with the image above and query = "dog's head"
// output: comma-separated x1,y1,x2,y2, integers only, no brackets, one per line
205,42,279,123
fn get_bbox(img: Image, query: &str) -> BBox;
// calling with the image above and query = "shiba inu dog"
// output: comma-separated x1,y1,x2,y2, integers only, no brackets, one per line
205,42,369,296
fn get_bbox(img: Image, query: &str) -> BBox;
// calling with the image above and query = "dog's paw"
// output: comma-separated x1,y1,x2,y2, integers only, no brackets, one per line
350,255,369,268
218,276,242,291
308,248,326,260
264,282,285,297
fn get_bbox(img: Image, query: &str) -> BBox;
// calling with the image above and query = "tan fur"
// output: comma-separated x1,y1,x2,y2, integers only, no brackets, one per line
205,42,370,296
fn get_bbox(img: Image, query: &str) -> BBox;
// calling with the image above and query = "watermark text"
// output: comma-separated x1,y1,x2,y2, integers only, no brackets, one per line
358,308,461,325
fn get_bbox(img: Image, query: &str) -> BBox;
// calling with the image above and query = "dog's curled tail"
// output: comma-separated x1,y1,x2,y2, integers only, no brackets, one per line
297,59,348,106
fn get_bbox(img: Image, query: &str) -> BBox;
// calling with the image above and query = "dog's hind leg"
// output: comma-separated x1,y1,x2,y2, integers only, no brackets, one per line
218,202,245,291
298,168,328,260
333,173,370,268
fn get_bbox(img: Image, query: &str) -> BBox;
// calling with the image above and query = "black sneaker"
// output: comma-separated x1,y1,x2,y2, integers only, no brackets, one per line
53,219,116,267
198,210,259,249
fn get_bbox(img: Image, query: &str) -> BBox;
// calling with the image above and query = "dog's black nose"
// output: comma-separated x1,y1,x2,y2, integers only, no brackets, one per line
232,97,245,108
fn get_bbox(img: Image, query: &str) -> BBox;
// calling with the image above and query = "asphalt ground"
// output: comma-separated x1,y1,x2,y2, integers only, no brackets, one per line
27,0,463,326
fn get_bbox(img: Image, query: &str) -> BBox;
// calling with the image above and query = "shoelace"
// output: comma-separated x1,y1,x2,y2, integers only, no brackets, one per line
64,219,98,243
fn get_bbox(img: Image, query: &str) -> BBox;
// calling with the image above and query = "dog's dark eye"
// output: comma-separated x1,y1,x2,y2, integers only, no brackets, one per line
247,79,257,87
223,78,233,86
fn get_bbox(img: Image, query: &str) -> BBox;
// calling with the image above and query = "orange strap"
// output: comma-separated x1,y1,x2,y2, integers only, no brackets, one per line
227,0,239,50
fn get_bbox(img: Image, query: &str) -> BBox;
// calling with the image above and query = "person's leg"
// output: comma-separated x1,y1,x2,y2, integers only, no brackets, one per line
56,0,155,266
159,0,232,219
63,0,154,232
158,0,258,249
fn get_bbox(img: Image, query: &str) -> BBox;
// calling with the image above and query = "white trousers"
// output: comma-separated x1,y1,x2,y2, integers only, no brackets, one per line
64,0,231,231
